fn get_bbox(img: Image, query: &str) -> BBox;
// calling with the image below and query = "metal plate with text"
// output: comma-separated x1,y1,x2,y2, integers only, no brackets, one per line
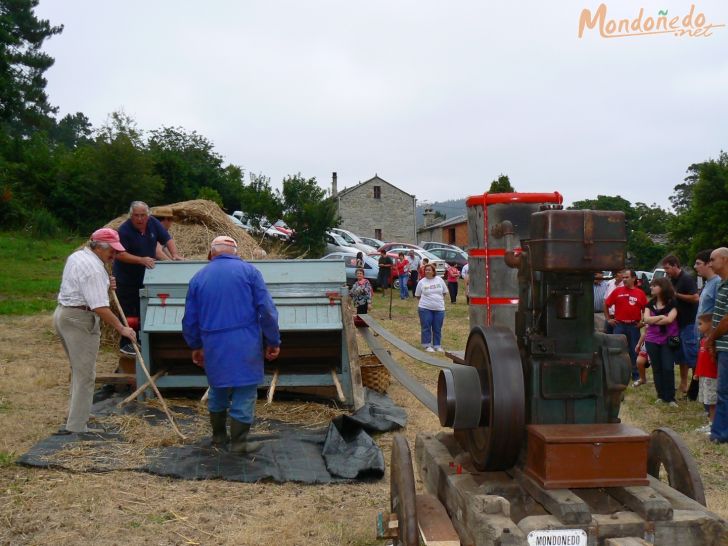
527,529,587,546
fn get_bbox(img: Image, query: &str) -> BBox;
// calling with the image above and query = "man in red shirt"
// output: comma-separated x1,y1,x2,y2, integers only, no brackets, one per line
604,269,648,382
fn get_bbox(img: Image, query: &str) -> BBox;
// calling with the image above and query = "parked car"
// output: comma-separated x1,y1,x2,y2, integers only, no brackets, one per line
380,248,447,289
421,241,463,252
427,247,469,271
272,219,294,239
321,252,380,287
652,268,666,280
231,211,289,241
635,270,653,283
330,228,376,254
325,231,356,254
377,242,423,254
359,236,385,250
228,214,254,234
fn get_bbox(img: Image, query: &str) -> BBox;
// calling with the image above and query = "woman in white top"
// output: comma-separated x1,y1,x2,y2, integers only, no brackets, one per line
414,263,449,352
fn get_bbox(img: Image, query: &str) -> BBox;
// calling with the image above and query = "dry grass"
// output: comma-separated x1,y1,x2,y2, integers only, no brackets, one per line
1,287,726,545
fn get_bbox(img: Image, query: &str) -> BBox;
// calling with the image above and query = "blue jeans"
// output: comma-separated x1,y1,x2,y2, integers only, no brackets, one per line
645,342,676,403
710,351,728,442
399,274,409,299
208,385,258,424
614,323,640,381
419,308,445,348
675,323,698,367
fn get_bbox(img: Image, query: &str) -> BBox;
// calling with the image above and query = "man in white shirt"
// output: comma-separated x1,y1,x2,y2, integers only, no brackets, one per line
54,228,137,433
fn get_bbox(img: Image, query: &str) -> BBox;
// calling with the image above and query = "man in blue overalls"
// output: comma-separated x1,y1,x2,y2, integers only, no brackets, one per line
182,235,281,454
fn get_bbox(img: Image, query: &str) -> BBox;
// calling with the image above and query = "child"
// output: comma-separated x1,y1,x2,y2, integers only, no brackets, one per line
695,313,718,434
632,341,650,387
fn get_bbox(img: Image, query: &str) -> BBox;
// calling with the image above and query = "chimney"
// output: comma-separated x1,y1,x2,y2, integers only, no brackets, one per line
423,208,436,227
331,172,338,197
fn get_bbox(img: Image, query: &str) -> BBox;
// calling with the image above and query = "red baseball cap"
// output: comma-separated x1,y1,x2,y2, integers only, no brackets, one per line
91,228,126,252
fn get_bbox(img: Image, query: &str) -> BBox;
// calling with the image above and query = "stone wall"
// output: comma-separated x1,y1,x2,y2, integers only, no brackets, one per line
337,178,416,243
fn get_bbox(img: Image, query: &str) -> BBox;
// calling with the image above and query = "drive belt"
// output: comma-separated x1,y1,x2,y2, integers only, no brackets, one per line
357,315,462,416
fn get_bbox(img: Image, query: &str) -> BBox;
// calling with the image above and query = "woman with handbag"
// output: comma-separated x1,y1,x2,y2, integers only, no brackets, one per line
639,277,680,407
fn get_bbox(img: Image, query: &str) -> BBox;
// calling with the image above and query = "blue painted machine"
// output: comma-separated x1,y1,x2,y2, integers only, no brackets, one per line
137,260,362,406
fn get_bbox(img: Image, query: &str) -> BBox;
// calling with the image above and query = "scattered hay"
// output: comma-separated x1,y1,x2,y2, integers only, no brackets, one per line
255,399,342,430
38,440,146,472
36,396,343,473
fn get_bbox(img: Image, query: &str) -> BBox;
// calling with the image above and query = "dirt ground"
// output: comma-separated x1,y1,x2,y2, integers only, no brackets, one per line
1,301,726,545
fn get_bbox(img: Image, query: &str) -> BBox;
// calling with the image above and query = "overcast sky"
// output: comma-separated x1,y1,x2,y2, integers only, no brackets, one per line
36,1,728,210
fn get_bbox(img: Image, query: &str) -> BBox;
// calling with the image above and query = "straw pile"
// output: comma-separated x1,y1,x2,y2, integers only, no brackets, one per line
104,199,266,260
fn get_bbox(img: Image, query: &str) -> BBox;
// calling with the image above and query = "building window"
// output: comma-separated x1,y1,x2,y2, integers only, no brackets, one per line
375,228,382,240
373,185,381,199
448,227,456,244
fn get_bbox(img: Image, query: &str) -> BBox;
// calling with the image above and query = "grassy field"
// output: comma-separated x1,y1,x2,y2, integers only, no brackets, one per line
0,231,85,315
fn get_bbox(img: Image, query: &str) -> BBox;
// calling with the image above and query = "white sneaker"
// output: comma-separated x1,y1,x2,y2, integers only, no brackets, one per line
668,401,679,408
695,424,711,433
434,346,445,352
425,346,435,353
654,399,664,405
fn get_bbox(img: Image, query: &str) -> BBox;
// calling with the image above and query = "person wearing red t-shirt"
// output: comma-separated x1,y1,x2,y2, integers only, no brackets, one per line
395,252,411,300
695,313,718,433
604,269,648,382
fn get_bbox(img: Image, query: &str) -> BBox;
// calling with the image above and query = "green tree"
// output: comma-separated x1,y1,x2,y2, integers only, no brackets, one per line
280,174,338,256
239,173,283,228
488,174,514,193
197,186,223,206
668,151,728,260
50,112,93,149
633,202,673,235
148,126,243,210
53,118,164,233
0,0,63,137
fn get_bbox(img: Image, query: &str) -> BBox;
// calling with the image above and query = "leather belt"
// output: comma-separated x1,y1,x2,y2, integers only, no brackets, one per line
63,304,93,312
616,320,638,325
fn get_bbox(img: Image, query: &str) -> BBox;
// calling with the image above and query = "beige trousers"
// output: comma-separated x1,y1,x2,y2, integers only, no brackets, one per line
53,305,100,432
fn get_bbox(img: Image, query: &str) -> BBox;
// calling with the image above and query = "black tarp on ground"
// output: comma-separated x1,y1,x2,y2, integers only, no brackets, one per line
17,389,404,484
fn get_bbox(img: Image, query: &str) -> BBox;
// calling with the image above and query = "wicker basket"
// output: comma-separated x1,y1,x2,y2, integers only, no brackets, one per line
359,354,391,393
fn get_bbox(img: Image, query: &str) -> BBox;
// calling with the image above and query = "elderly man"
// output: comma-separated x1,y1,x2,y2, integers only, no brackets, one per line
706,247,728,443
113,201,181,354
662,255,699,396
182,236,281,454
54,228,137,433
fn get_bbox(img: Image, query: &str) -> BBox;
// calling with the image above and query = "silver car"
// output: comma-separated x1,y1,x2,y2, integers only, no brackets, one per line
331,228,377,254
321,252,380,287
325,231,356,254
359,236,385,250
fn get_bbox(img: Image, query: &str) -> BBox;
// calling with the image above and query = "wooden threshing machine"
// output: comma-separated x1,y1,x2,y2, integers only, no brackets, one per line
134,259,363,407
371,193,727,546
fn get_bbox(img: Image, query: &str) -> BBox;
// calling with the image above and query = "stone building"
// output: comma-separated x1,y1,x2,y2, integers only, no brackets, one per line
417,213,468,248
332,173,416,243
